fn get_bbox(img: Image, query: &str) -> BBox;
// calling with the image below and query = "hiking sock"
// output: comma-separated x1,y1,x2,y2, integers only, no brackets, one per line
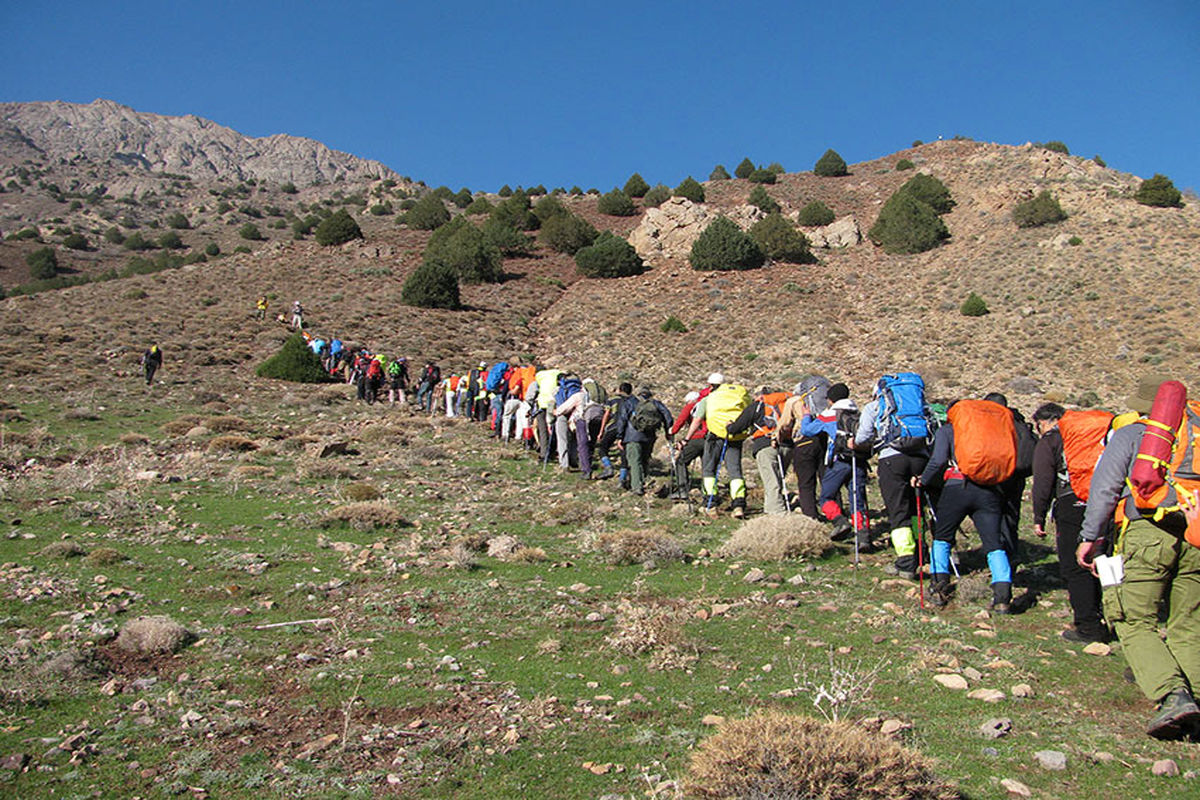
931,540,952,576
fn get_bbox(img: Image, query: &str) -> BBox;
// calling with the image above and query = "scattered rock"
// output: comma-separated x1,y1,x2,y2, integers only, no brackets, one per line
880,719,910,736
980,718,1012,739
295,733,339,760
743,568,766,583
968,688,1006,703
115,616,194,656
487,535,521,558
1000,778,1032,797
1083,641,1112,656
1011,683,1035,698
963,667,983,682
701,714,725,726
933,674,969,691
1034,749,1068,770
0,753,29,771
1152,759,1179,777
306,441,348,459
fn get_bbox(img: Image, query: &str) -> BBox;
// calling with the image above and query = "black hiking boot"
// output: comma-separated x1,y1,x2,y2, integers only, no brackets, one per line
830,515,853,541
930,578,951,608
1147,689,1200,740
990,581,1013,615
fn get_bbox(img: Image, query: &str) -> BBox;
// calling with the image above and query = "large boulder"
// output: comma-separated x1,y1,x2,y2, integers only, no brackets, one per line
793,215,863,249
628,198,765,266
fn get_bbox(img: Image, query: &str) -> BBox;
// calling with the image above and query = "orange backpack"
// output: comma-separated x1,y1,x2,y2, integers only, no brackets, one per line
1121,400,1200,530
751,392,793,439
1059,409,1115,501
947,399,1017,486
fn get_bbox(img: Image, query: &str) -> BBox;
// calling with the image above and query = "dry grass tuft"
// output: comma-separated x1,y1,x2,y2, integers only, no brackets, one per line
322,501,408,531
953,572,991,604
35,648,107,681
685,712,959,800
114,616,194,656
230,465,274,478
84,547,125,566
342,482,382,502
202,415,252,433
597,528,684,565
511,546,548,563
38,541,87,559
206,435,258,453
486,535,522,559
448,541,478,569
119,432,150,445
717,514,832,561
296,459,359,480
161,415,204,435
606,598,696,670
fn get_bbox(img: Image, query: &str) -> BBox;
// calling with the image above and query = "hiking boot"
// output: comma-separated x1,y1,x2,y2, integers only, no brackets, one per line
830,515,853,540
731,506,745,519
929,580,951,608
990,602,1012,615
1061,628,1110,644
1147,689,1200,740
702,505,719,518
883,563,916,581
596,466,615,480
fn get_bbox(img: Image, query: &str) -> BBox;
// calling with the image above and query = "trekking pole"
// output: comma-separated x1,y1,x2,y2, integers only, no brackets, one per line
851,453,861,566
920,489,960,578
915,487,926,610
776,446,792,513
667,442,694,516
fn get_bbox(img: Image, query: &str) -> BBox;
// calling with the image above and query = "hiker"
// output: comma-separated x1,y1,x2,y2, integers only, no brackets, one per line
1077,376,1200,740
778,375,832,519
985,392,1038,558
328,338,343,373
527,367,563,464
290,300,304,330
727,385,794,515
503,364,536,445
416,362,440,412
594,383,632,481
364,356,384,404
141,344,163,386
552,374,584,469
669,374,722,501
387,356,409,405
553,377,603,479
855,373,935,580
801,384,870,545
685,380,751,518
613,386,674,495
485,360,511,435
915,397,1018,613
1030,402,1107,643
256,295,268,321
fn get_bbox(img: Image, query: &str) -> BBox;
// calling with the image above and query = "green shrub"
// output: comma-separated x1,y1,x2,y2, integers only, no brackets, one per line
533,193,569,224
569,186,583,195
1041,141,1070,154
280,182,298,194
398,198,417,211
912,139,924,147
256,333,331,382
735,158,755,179
660,316,687,333
62,233,89,250
158,231,184,249
465,197,493,216
868,191,950,254
123,232,156,251
402,260,461,309
690,217,765,271
749,214,816,264
166,212,190,229
896,159,915,171
747,185,780,214
425,220,502,284
481,218,535,256
1092,154,1107,168
1068,236,1083,246
1012,190,1067,228
674,176,706,203
103,226,125,244
898,173,954,214
748,168,776,184
204,242,220,256
453,188,474,208
233,245,251,254
404,194,451,230
498,184,513,197
238,223,264,241
642,185,671,208
312,209,363,245
597,189,636,216
960,292,989,316
710,164,731,181
575,231,644,278
368,202,393,216
813,149,848,177
623,173,650,198
1135,174,1184,208
431,186,454,202
26,247,58,279
796,200,835,226
766,162,785,175
490,190,538,230
539,213,598,255
7,227,41,241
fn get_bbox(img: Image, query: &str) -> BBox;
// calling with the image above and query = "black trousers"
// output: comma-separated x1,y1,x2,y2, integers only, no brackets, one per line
877,452,928,529
791,436,824,518
1054,498,1105,636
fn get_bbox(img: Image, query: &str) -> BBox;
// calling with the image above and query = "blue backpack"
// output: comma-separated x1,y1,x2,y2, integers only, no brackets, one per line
485,361,509,392
874,372,933,454
555,375,583,407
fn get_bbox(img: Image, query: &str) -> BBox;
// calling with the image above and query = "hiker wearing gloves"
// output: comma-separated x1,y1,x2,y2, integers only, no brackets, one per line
1077,376,1200,740
686,380,752,518
856,373,934,580
668,373,722,501
1030,402,1108,644
727,385,794,515
778,375,833,519
613,387,674,496
915,398,1018,614
801,384,870,546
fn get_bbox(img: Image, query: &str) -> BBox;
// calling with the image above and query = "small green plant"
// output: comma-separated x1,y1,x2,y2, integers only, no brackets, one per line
122,232,156,251
7,227,41,241
1134,174,1184,208
960,292,989,316
735,157,755,179
1012,190,1067,228
747,185,779,214
368,202,393,216
1092,155,1107,168
238,223,264,241
575,231,644,278
1040,140,1070,154
158,231,184,250
749,214,816,264
204,242,220,256
1068,236,1083,246
623,173,650,198
813,149,848,177
26,247,59,279
401,260,461,309
796,200,835,227
166,212,191,229
660,316,688,333
62,233,89,250
896,159,915,171
673,176,705,203
710,164,731,181
256,333,331,382
642,185,671,208
597,189,636,216
690,216,765,271
103,226,125,244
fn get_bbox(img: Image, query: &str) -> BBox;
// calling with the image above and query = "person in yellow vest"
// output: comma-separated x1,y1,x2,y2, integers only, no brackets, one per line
255,295,268,321
685,380,751,517
527,367,562,463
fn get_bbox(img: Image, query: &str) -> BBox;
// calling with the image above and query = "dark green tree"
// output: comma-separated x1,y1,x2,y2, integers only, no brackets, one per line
735,158,755,179
238,223,264,241
403,194,451,230
898,173,955,214
533,193,569,224
710,164,731,181
256,333,331,382
62,233,89,251
314,209,364,244
813,149,849,177
481,218,535,256
539,213,598,255
748,168,776,184
747,185,780,214
166,212,191,229
575,231,645,278
1135,174,1184,208
642,185,671,208
26,247,58,279
465,197,493,216
402,260,461,309
1012,190,1067,228
453,187,474,208
690,217,765,271
960,292,989,316
490,190,538,230
673,176,705,203
158,231,185,249
749,214,816,264
597,189,637,216
868,191,950,254
796,201,835,227
623,173,650,198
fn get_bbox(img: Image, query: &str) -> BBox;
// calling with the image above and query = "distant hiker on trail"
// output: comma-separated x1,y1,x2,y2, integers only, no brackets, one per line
594,383,632,481
778,375,832,519
502,365,536,445
290,301,304,330
801,383,870,547
388,356,409,405
1030,402,1107,644
141,344,163,386
686,380,752,518
669,374,722,502
552,374,585,469
1077,376,1200,740
553,376,603,479
256,295,268,321
327,339,344,373
416,362,440,412
613,386,674,496
527,367,563,464
915,397,1019,613
726,385,794,516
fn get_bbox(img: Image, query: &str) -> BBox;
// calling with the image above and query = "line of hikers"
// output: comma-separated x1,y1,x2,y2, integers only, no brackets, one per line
405,361,1200,740
296,330,412,405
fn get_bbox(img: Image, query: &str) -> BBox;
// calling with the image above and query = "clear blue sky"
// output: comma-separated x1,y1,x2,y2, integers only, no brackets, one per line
3,1,1197,193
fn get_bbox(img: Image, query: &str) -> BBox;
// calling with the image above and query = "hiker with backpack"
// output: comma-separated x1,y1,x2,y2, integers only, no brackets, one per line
726,385,795,516
778,375,833,520
800,384,871,546
594,384,632,481
914,397,1019,613
1030,402,1108,644
1076,376,1200,740
527,367,563,464
416,361,440,412
551,374,585,469
387,356,410,405
985,392,1038,558
553,377,605,479
855,373,935,580
290,301,304,330
685,380,752,518
141,344,163,386
485,360,511,435
612,386,674,495
669,375,722,501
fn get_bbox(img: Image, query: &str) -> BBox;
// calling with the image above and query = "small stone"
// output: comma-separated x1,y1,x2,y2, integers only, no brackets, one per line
1000,778,1033,797
1011,683,1035,698
701,714,725,726
1092,751,1115,763
295,733,339,759
585,612,605,622
761,663,772,673
968,688,1006,703
0,753,29,771
787,574,805,585
694,609,710,621
1152,759,1180,777
982,747,999,757
1083,641,1112,656
744,568,766,583
711,603,733,616
933,674,969,691
963,667,983,682
980,718,1012,739
1034,749,1068,770
880,719,910,735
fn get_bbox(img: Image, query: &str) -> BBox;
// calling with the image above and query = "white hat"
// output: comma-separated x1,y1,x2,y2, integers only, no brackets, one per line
706,372,725,385
684,391,700,405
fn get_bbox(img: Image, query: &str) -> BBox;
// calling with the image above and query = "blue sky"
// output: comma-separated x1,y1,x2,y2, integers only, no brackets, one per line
2,1,1197,193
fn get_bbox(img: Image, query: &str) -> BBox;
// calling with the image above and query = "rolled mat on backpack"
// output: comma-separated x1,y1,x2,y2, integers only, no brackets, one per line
1130,380,1187,498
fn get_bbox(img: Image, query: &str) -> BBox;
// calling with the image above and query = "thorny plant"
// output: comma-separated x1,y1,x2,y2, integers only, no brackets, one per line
786,649,887,721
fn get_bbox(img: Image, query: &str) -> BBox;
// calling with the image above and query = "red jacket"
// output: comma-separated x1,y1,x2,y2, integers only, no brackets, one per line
671,385,712,439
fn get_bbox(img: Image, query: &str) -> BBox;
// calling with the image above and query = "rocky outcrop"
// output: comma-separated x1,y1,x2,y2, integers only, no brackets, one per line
0,99,397,186
797,215,863,249
628,198,764,266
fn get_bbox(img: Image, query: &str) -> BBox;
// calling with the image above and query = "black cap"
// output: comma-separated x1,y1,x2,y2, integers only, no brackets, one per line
827,383,850,402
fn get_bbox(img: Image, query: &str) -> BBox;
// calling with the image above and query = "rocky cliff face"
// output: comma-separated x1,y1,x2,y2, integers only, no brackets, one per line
0,99,398,185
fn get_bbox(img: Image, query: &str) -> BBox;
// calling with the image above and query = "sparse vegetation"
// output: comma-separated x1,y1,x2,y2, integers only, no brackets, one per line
896,158,915,171
660,315,688,333
960,291,989,316
1134,173,1184,208
749,214,816,264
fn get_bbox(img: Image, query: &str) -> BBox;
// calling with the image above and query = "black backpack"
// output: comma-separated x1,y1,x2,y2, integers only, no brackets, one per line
833,408,861,461
1013,411,1038,478
631,399,663,436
